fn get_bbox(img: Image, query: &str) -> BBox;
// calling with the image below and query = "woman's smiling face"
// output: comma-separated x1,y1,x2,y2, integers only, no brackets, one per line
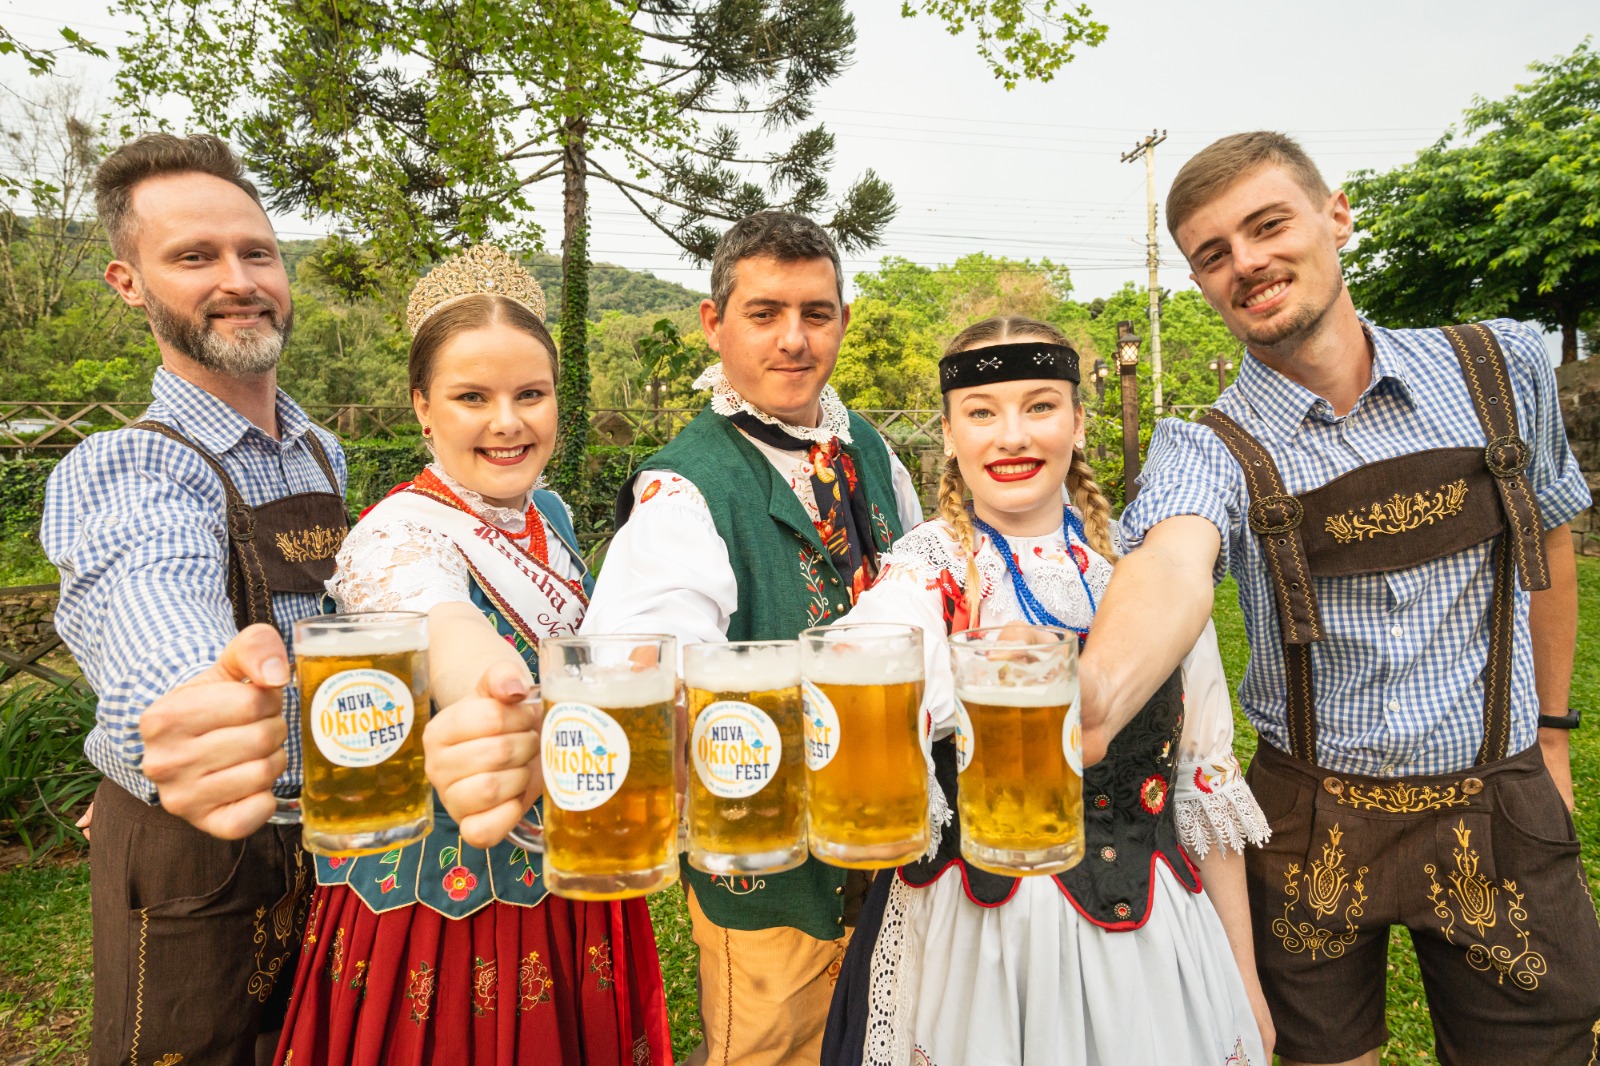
411,322,558,510
944,375,1080,537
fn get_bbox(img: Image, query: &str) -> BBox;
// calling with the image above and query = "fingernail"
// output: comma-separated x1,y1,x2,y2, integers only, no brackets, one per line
262,657,290,686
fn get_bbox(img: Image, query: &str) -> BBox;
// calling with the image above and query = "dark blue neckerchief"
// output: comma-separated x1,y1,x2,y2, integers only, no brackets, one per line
969,506,1098,635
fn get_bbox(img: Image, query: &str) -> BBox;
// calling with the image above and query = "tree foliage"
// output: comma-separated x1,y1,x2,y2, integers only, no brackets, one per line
0,24,104,81
1345,39,1600,363
901,1,1106,89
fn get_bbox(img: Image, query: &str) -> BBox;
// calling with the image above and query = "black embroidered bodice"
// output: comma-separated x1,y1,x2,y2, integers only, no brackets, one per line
899,669,1199,928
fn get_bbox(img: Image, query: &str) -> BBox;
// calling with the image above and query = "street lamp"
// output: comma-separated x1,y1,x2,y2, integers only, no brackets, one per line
1116,320,1142,502
1090,358,1111,461
1208,355,1235,395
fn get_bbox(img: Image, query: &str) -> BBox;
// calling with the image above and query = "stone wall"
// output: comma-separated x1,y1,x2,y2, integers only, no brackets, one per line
1557,359,1600,557
0,584,57,651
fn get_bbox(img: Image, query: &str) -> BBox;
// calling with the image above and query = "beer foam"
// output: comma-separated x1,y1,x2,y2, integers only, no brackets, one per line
542,668,675,707
296,628,426,657
684,645,800,691
954,680,1077,707
802,646,923,686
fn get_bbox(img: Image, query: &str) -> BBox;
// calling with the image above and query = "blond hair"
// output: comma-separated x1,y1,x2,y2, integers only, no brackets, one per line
1165,131,1331,249
938,316,1118,612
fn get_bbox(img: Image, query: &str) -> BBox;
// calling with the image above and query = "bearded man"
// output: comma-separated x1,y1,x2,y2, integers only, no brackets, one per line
42,133,347,1066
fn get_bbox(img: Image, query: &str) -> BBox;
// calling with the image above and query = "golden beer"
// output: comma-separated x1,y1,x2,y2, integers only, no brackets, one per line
684,641,807,875
949,626,1082,876
800,625,929,869
294,613,433,857
529,635,679,900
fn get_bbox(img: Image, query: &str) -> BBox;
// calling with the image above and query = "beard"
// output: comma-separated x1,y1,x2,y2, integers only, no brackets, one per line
1232,272,1341,351
141,286,292,377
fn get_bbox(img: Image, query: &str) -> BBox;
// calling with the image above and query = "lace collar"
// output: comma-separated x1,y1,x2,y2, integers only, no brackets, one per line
425,462,532,532
693,362,853,444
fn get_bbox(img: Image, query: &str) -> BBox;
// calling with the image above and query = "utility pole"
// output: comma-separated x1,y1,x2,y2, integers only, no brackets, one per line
1121,129,1167,416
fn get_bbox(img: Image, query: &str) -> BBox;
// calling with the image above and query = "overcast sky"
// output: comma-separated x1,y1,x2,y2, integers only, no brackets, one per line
3,0,1595,322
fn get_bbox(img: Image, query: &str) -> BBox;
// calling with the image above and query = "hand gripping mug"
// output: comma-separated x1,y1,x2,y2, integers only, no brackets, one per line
799,623,928,868
683,640,808,876
291,611,434,856
510,634,680,900
948,624,1083,876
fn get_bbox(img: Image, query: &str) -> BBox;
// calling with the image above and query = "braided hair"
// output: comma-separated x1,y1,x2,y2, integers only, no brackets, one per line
940,316,1119,608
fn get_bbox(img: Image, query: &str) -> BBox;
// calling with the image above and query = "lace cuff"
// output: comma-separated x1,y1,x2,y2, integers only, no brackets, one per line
328,518,473,614
1174,776,1271,859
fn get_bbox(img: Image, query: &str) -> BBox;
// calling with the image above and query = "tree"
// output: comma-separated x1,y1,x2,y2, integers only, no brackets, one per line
900,1,1107,89
1345,39,1600,364
113,0,898,506
0,24,104,83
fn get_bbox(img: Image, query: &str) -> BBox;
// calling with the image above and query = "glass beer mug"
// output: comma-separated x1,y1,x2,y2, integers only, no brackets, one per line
511,634,680,900
292,611,434,856
683,640,808,875
799,623,928,868
948,624,1083,876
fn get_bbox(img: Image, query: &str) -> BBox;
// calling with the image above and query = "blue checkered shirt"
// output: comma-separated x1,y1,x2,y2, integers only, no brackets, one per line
1121,319,1590,776
42,369,347,803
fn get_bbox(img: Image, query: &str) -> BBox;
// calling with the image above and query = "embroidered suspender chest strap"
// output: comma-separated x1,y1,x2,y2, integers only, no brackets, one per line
1199,408,1323,763
1439,324,1549,592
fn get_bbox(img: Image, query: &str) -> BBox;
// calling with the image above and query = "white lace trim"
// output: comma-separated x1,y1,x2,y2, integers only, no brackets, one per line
693,361,853,443
1174,780,1272,860
328,517,471,613
427,462,532,530
879,517,1110,633
923,759,951,860
865,874,921,1066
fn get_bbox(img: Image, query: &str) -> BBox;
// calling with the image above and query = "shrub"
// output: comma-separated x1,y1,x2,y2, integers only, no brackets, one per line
0,682,97,860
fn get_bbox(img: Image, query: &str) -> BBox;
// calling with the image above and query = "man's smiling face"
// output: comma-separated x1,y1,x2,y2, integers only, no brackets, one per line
1176,163,1353,354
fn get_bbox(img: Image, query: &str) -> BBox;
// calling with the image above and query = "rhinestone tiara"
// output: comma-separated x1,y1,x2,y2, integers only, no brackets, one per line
406,245,548,336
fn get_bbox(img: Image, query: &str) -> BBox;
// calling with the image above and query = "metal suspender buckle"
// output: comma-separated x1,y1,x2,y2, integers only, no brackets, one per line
1247,494,1305,536
1484,435,1531,479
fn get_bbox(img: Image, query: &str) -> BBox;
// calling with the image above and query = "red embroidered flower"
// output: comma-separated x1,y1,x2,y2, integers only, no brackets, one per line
1139,774,1168,815
443,865,478,901
640,479,662,504
379,874,398,894
326,856,346,869
1193,766,1215,794
1069,544,1089,573
521,866,537,888
839,452,860,493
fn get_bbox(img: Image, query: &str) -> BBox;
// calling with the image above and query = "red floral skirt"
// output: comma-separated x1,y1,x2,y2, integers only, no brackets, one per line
274,886,672,1066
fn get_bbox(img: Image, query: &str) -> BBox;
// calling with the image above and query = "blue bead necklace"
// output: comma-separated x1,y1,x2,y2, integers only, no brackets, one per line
969,506,1098,634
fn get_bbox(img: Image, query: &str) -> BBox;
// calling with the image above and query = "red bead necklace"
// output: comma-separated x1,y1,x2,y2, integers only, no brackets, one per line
412,467,548,564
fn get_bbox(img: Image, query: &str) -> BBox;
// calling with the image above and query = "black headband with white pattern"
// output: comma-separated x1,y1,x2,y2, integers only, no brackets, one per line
938,341,1080,394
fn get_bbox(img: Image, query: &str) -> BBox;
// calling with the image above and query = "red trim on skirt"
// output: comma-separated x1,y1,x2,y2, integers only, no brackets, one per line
274,885,672,1065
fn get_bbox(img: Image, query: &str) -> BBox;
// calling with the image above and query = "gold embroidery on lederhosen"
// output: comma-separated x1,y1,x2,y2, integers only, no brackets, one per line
1275,823,1368,959
1323,479,1470,544
152,1055,183,1065
1425,820,1547,989
132,908,150,1066
273,524,345,563
248,847,304,1002
1337,779,1475,813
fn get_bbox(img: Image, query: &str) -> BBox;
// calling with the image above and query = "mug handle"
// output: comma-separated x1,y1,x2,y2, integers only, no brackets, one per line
269,796,302,825
509,816,544,854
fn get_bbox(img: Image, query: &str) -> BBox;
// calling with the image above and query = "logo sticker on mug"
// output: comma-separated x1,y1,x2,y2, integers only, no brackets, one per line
800,678,840,771
541,702,632,811
953,699,974,774
693,701,782,799
1063,696,1083,777
309,669,415,768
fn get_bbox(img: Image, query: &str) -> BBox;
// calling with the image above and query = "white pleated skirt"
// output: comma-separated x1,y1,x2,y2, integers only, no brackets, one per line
860,867,1265,1066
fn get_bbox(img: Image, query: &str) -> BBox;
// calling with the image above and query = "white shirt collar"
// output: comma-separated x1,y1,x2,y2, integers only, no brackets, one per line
693,362,853,445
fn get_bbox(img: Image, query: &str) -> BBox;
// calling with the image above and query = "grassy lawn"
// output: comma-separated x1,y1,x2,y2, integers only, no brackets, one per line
4,557,1599,1064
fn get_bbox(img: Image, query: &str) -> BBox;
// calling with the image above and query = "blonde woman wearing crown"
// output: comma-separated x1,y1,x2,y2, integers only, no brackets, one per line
273,247,671,1066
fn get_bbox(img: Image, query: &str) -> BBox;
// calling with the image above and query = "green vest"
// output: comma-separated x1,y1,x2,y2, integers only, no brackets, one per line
636,408,905,939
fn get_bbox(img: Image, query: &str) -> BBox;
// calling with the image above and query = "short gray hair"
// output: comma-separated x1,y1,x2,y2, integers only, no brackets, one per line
709,211,843,316
93,133,264,261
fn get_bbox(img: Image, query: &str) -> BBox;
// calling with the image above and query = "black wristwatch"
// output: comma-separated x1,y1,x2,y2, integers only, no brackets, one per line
1538,709,1581,730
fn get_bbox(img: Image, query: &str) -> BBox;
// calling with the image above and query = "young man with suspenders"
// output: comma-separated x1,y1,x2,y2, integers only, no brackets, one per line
1081,132,1600,1065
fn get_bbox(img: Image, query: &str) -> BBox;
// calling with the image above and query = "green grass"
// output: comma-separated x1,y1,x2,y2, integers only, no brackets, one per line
3,558,1598,1064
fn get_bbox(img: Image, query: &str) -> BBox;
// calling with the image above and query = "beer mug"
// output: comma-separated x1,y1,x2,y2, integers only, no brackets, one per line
683,641,807,876
510,634,679,900
948,625,1083,876
292,611,433,856
799,623,928,868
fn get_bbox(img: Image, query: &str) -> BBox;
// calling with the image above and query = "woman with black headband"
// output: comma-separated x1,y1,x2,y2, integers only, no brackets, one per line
821,316,1273,1065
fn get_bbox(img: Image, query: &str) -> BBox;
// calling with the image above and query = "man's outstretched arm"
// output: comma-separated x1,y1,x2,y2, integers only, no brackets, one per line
1080,514,1221,765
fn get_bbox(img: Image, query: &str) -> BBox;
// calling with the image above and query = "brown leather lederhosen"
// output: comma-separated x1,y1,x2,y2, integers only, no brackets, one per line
90,421,349,1066
1207,325,1600,1065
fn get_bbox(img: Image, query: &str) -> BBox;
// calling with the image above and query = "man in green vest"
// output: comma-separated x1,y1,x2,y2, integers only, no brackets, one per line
584,211,924,1065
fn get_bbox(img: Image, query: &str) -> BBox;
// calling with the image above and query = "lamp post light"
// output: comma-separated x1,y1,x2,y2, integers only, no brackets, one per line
1091,358,1110,461
1208,355,1235,395
1116,319,1142,502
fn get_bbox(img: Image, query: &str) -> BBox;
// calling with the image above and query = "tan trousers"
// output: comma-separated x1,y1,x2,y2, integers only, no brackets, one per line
683,886,851,1066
